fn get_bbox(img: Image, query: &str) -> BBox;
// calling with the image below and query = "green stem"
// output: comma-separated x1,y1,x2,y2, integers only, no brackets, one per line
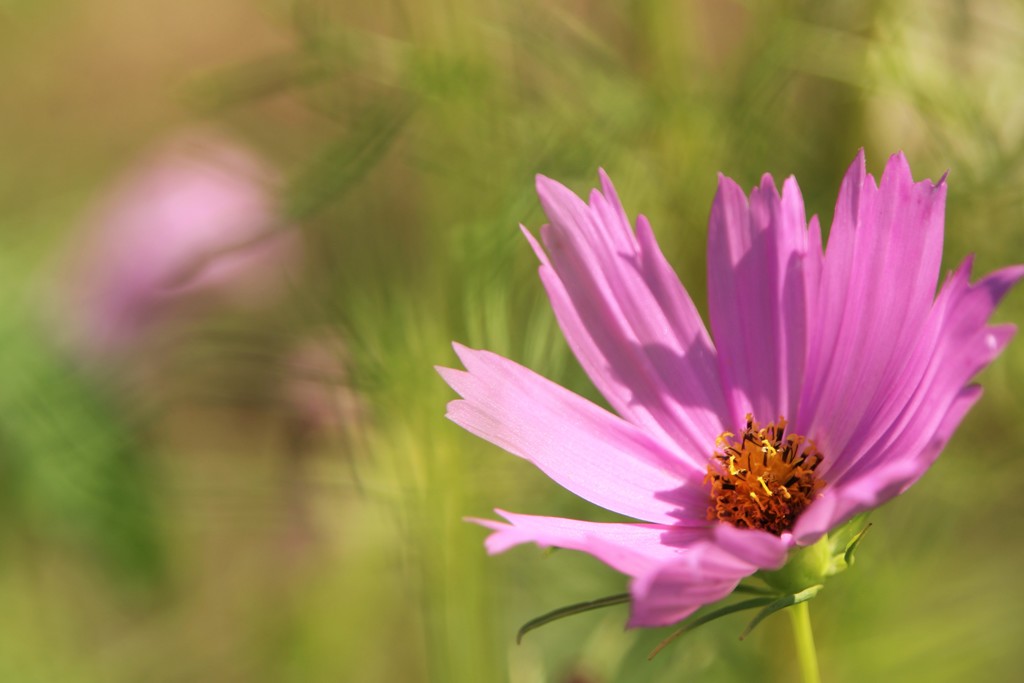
787,600,821,683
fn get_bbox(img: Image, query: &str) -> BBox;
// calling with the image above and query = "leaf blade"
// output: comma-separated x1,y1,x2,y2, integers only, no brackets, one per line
516,593,631,644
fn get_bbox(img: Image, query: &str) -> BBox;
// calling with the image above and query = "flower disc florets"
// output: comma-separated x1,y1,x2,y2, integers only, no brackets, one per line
705,415,824,536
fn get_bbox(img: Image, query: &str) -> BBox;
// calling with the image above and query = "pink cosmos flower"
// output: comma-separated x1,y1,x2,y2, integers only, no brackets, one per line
439,152,1023,627
53,131,300,359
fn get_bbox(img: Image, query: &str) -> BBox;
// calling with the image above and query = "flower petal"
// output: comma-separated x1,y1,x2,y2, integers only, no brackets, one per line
475,511,790,628
439,344,708,524
530,172,728,466
707,173,823,428
793,385,982,545
817,259,1023,486
710,523,793,570
627,526,790,627
796,152,948,464
470,510,699,576
790,159,1022,540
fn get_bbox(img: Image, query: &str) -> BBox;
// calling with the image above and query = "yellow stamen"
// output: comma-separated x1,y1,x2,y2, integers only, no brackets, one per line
705,414,825,536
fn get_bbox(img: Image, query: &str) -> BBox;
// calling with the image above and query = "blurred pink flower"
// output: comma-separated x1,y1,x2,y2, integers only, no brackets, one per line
55,131,300,358
439,152,1022,627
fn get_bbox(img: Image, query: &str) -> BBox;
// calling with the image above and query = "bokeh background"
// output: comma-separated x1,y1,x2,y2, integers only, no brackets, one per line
2,1,1023,681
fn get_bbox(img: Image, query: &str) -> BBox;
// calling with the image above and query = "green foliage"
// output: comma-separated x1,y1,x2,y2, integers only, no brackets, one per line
0,316,165,584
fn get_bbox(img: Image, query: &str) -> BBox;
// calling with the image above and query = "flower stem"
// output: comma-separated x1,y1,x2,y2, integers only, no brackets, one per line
788,601,821,683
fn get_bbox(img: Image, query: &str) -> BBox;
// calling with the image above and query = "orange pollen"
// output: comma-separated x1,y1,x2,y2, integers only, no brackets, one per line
704,415,824,536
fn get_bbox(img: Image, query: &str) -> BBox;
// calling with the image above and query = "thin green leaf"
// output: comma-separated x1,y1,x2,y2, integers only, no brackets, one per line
733,582,780,596
516,593,630,644
648,597,776,660
739,585,823,640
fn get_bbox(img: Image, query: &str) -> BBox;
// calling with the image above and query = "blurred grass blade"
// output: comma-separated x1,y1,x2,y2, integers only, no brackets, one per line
287,95,415,220
185,52,323,111
516,593,630,644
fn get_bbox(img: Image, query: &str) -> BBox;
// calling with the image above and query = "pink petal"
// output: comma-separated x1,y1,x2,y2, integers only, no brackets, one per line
471,511,791,629
470,510,700,577
529,172,729,467
817,259,1022,486
796,152,948,466
787,153,1022,538
793,385,983,544
710,523,793,570
794,258,1021,540
707,173,823,427
439,344,708,524
627,527,790,627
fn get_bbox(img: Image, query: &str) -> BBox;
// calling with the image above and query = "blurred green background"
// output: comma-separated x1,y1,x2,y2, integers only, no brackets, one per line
1,0,1023,681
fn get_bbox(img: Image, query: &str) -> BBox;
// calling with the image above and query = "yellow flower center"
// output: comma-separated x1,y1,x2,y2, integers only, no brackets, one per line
705,415,824,536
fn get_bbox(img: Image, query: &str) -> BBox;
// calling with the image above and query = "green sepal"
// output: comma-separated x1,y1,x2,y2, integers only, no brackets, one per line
842,522,872,568
756,516,873,594
516,593,630,643
739,585,822,640
758,536,832,594
827,513,870,555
